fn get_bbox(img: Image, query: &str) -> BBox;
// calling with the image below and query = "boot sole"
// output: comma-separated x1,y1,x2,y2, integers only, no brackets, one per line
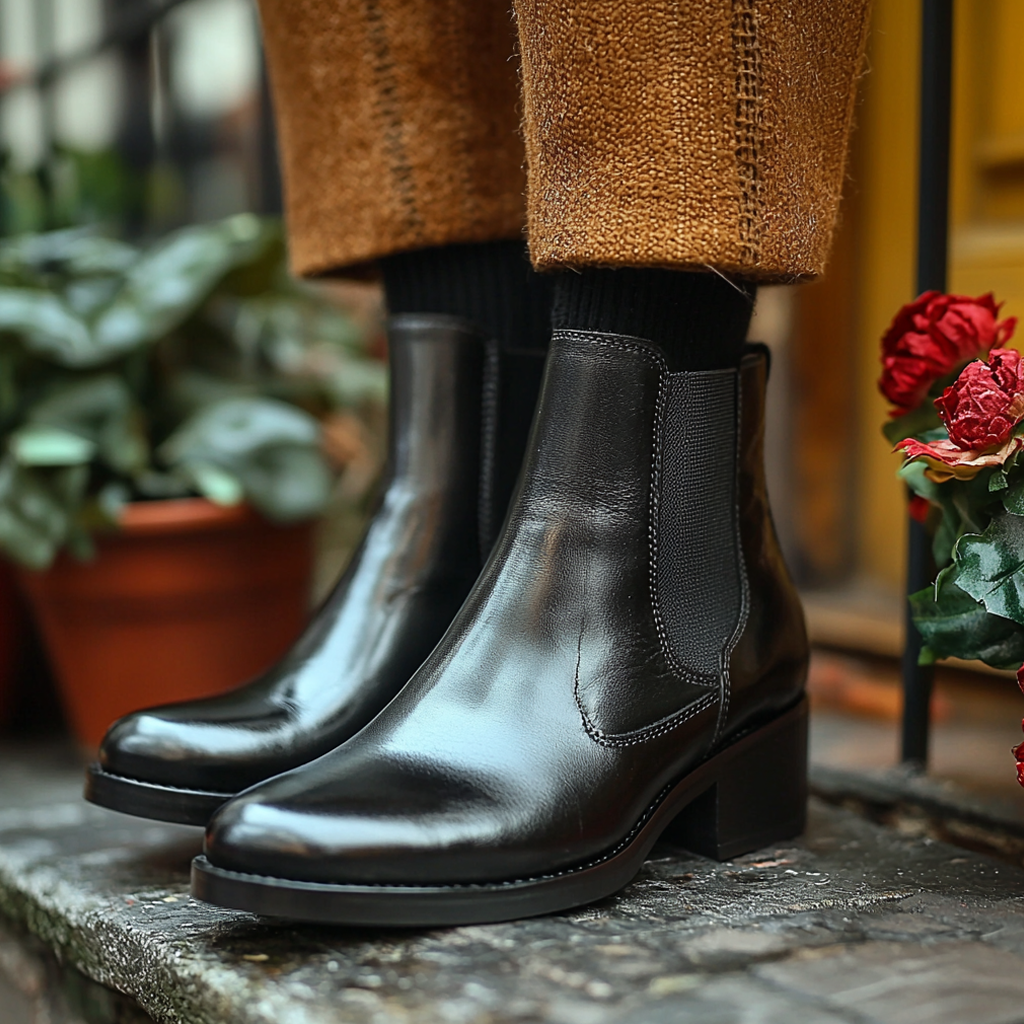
85,764,233,827
190,697,808,926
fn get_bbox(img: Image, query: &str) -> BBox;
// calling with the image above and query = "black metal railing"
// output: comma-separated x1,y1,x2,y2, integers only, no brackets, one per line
901,0,954,768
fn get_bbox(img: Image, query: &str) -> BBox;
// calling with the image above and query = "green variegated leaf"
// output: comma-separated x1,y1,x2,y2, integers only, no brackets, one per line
232,444,332,522
26,376,147,474
96,481,130,523
160,396,319,463
0,215,373,560
64,277,122,318
93,216,276,352
910,568,1024,670
326,357,388,406
0,229,137,280
0,458,89,568
10,425,96,465
186,462,244,506
160,396,330,521
0,219,279,369
0,288,93,362
0,503,56,569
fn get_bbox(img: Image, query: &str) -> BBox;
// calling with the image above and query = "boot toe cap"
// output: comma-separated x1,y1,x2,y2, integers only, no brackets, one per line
204,791,417,885
202,765,528,887
99,711,270,793
101,712,199,778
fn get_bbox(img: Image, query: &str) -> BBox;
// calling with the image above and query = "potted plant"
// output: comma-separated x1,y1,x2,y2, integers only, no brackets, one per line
0,214,384,748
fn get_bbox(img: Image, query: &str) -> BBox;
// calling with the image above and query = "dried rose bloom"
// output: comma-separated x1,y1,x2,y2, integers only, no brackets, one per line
879,291,1015,415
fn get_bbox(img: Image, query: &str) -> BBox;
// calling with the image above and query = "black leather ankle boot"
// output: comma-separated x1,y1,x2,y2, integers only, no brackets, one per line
85,315,546,825
192,332,810,926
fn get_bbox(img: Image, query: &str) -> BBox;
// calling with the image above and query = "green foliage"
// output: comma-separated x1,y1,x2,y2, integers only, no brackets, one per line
950,512,1024,628
882,402,943,447
909,567,1024,670
0,147,158,235
897,456,1002,569
1002,477,1024,515
896,404,1024,670
159,397,332,521
0,216,384,568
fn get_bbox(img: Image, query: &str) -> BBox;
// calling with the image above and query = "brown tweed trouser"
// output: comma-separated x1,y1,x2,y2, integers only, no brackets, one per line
257,0,870,282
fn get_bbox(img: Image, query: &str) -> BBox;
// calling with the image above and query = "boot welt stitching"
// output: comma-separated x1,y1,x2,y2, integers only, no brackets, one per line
201,697,804,892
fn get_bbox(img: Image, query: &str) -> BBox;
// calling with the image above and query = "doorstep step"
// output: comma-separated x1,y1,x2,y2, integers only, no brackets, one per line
4,744,1024,1024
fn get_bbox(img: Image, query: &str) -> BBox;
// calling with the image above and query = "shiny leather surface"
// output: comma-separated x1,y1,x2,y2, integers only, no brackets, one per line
723,347,809,745
100,314,541,793
204,332,809,886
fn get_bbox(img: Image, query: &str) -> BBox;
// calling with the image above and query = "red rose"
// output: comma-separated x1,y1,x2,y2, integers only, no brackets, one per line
908,495,932,523
879,291,1016,415
935,348,1024,450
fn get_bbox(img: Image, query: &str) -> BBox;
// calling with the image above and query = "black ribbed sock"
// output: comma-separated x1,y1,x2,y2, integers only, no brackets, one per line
551,268,756,371
381,241,553,353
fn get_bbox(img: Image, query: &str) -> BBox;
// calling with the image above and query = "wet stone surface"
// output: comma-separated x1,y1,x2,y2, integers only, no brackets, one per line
3,745,1024,1023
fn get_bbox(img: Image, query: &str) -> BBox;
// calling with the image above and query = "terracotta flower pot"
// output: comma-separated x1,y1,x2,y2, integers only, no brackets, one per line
17,499,313,750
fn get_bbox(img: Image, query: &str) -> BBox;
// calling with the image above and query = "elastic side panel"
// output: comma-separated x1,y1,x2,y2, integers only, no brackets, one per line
657,370,742,678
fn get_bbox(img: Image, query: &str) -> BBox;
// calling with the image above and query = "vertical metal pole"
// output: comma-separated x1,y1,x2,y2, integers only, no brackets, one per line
901,0,953,766
111,0,157,236
251,0,282,216
257,56,282,216
33,0,58,227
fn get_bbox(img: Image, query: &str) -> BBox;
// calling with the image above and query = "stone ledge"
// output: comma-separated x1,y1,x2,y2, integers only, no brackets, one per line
810,763,1024,868
5,744,1024,1024
0,918,153,1024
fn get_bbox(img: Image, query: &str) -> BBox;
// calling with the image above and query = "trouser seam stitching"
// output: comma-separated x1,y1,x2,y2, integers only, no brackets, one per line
732,0,763,267
363,0,424,241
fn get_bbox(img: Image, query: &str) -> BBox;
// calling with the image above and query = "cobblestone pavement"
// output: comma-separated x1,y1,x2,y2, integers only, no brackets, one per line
3,745,1024,1024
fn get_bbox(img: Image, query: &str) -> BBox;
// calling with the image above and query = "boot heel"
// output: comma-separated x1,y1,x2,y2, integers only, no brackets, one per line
661,699,808,861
